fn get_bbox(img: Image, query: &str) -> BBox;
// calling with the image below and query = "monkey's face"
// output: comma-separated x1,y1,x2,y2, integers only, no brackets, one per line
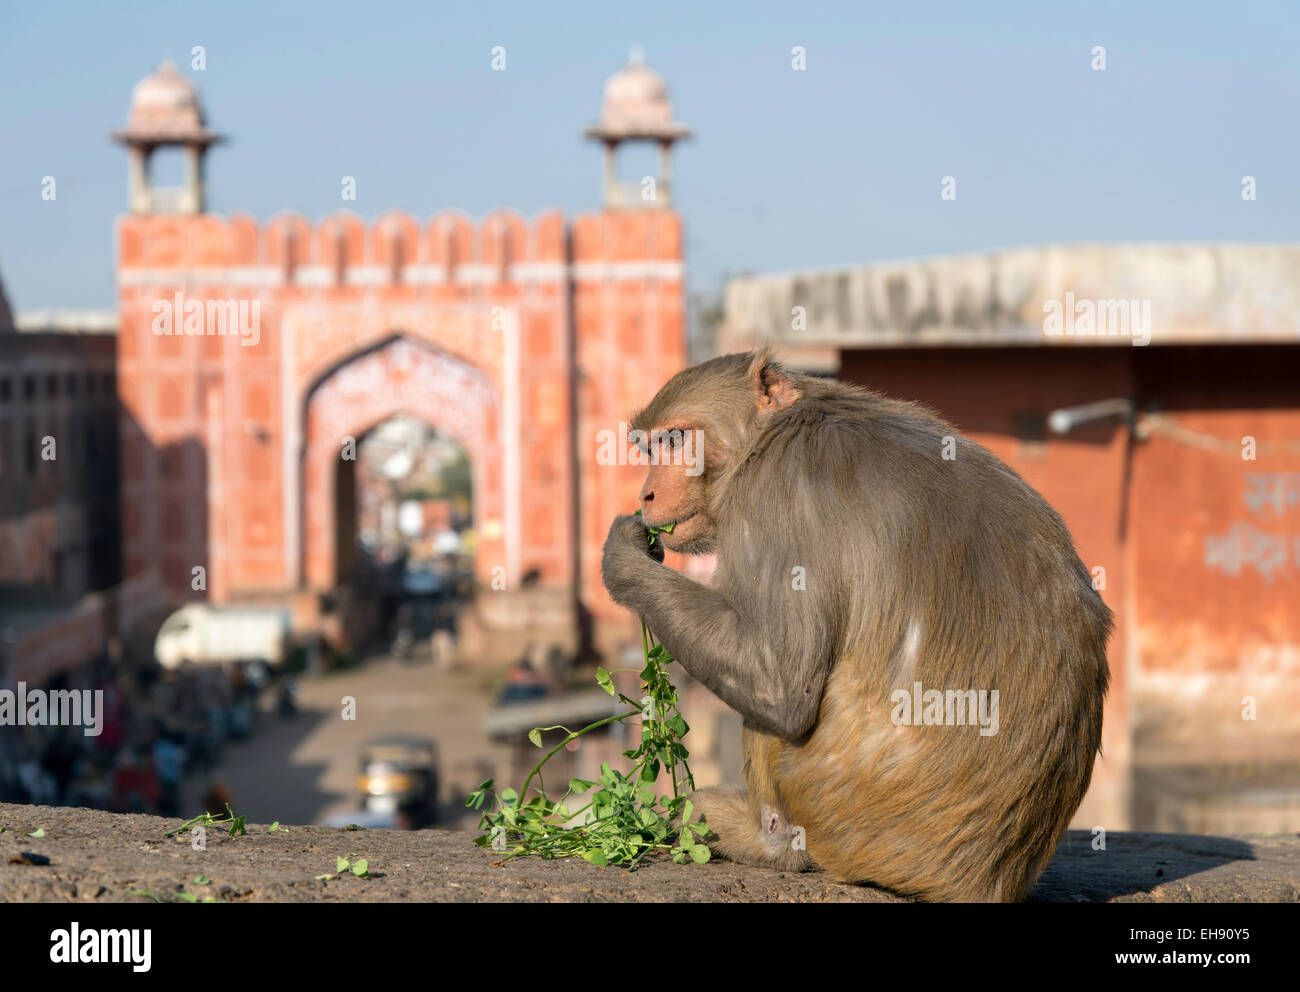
637,427,716,554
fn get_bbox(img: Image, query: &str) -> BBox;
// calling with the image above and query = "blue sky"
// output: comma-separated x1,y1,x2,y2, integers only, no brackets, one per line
1,0,1297,309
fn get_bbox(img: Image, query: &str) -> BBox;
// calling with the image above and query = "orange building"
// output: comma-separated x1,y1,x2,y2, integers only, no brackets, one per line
721,248,1300,830
111,58,689,647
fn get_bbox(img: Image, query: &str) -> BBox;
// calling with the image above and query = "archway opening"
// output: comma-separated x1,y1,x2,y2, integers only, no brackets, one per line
299,333,510,663
343,414,475,657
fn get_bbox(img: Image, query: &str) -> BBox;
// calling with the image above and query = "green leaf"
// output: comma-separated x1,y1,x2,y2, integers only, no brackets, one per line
567,778,597,794
193,875,211,885
581,850,609,867
314,873,335,881
351,858,369,876
177,891,199,903
682,799,694,823
689,844,711,864
527,727,543,748
594,667,616,696
268,822,280,832
336,856,349,873
25,828,45,838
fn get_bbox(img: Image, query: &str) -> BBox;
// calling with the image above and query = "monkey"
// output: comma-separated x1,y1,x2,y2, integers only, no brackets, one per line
601,348,1111,902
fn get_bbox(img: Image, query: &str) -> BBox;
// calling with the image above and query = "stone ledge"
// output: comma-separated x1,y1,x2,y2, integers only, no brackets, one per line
1,803,1297,903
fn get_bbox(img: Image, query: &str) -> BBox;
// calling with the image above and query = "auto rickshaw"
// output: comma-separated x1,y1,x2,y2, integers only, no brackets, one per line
356,737,440,828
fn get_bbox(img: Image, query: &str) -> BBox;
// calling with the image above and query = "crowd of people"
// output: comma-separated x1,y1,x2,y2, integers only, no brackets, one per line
0,654,267,817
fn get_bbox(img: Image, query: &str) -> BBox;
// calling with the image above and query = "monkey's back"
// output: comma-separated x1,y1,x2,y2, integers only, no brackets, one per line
722,380,1112,901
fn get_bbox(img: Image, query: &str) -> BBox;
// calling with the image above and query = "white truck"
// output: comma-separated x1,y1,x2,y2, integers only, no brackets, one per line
154,604,291,670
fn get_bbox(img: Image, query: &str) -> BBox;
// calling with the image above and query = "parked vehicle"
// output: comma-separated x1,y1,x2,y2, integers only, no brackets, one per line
357,737,440,828
154,604,290,670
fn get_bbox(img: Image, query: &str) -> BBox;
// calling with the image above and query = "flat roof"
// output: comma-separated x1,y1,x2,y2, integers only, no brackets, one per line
13,310,118,335
722,243,1300,349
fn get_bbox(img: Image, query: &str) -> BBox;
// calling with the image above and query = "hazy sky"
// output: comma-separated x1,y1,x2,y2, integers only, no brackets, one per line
2,0,1297,310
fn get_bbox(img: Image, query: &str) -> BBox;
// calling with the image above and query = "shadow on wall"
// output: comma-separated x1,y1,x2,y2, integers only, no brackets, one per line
1031,830,1257,902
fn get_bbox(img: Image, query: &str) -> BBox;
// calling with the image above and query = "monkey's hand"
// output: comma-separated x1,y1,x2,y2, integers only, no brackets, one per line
601,514,663,608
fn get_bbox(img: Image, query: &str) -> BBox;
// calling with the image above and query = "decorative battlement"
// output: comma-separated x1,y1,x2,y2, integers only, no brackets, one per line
116,209,684,286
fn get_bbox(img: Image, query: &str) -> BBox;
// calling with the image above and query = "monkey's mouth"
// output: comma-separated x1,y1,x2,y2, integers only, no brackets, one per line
647,511,697,531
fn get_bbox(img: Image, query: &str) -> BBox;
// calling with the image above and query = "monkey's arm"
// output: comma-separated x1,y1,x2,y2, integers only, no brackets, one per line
602,515,834,740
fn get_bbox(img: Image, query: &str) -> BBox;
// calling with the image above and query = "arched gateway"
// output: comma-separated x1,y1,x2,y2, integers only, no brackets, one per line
113,57,690,647
301,335,504,590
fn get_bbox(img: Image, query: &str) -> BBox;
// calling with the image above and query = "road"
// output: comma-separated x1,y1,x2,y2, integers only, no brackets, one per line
178,652,513,830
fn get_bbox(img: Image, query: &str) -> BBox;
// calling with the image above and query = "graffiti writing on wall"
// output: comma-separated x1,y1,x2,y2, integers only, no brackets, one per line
1204,474,1300,581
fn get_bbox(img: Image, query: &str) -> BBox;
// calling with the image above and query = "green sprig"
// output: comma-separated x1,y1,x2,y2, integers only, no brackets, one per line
466,515,710,868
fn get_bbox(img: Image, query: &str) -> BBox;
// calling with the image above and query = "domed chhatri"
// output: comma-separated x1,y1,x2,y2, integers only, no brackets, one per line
109,53,691,214
586,49,691,209
588,49,691,142
114,59,224,145
110,60,226,215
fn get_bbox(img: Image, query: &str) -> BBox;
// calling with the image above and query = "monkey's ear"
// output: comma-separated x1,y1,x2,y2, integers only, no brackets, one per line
747,347,799,412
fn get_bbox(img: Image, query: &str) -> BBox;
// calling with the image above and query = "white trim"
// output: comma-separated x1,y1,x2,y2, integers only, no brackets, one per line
510,262,567,282
227,266,283,287
117,259,681,288
455,264,500,285
572,260,682,281
344,266,392,287
294,265,333,287
403,264,446,285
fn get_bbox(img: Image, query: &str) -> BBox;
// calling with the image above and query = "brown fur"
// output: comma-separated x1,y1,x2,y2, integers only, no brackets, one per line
602,349,1111,902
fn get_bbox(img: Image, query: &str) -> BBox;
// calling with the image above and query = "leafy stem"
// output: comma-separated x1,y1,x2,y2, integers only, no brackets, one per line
465,514,709,868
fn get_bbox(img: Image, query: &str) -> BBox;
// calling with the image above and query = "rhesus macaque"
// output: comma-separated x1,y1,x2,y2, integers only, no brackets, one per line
601,349,1111,902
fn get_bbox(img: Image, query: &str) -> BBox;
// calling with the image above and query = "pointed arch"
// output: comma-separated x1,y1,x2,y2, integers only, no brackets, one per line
300,335,505,589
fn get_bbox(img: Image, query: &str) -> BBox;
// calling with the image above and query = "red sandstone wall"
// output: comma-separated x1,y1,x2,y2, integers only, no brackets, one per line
116,206,686,629
571,209,688,629
117,210,575,605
